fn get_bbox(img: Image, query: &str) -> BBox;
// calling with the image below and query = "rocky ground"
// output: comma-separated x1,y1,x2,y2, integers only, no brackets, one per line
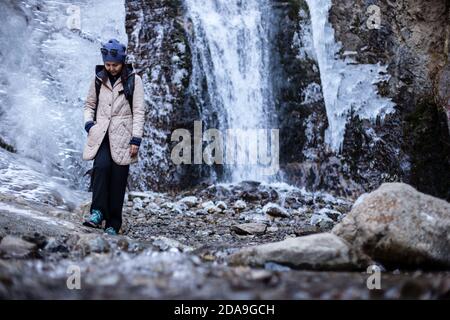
0,181,449,299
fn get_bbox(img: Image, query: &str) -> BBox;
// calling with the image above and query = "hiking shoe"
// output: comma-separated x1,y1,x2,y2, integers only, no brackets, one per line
104,227,117,236
83,209,103,228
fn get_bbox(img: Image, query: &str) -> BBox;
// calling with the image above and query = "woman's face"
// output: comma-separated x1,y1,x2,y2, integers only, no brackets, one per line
105,62,123,76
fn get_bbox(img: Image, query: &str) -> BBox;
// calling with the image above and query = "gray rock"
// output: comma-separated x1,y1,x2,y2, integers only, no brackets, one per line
44,237,69,253
152,236,193,253
267,226,279,233
0,235,38,259
316,208,342,221
333,183,450,268
79,201,92,215
229,233,362,270
231,223,267,235
310,213,335,231
201,201,222,213
145,202,160,214
295,225,319,237
263,203,290,218
128,191,152,201
195,209,208,216
133,197,144,211
222,209,235,215
170,204,185,215
233,200,247,211
179,196,199,208
77,235,110,255
240,211,271,223
216,201,228,211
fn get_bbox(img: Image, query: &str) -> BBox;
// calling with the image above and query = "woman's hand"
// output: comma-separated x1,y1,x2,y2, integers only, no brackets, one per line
130,144,139,157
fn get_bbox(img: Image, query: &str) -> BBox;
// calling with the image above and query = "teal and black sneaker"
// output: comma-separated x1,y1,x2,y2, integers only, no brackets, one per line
83,209,103,229
104,227,117,236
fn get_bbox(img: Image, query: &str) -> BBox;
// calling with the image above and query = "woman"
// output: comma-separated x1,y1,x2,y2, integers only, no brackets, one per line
82,39,145,235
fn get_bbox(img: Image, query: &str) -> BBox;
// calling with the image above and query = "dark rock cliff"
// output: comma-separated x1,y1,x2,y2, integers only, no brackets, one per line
329,0,450,199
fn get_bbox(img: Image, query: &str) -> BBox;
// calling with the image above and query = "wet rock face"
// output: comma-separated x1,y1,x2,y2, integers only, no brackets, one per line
125,0,227,192
270,0,328,166
330,0,448,100
125,0,205,192
333,183,450,269
329,0,450,200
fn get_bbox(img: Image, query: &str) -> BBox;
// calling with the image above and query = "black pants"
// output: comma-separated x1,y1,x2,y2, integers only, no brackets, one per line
90,132,129,232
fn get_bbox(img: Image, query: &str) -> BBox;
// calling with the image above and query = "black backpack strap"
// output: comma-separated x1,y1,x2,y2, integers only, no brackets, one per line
93,65,107,122
120,64,135,113
123,74,135,113
94,77,102,122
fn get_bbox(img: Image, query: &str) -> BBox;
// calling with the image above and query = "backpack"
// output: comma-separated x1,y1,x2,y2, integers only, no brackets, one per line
86,64,136,192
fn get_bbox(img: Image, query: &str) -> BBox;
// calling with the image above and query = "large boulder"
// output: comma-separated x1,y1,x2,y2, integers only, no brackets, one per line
332,183,450,268
229,233,363,270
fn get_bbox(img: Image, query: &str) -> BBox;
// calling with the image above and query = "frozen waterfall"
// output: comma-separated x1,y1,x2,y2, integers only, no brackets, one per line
305,0,395,152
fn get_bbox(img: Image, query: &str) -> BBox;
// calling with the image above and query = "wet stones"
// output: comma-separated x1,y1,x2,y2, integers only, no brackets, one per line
200,201,228,214
121,182,354,258
232,200,247,212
